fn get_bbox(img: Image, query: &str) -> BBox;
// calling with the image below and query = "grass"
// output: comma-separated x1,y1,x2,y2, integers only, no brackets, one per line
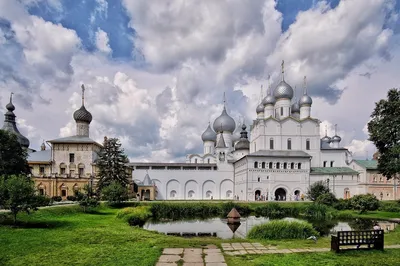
248,220,318,240
0,202,400,265
226,249,400,266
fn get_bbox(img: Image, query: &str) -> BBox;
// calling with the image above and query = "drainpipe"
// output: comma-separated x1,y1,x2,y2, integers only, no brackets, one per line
246,156,248,201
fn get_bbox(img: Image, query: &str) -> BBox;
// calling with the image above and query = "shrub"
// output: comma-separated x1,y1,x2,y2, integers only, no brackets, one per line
248,220,318,240
307,181,330,201
66,196,77,201
379,201,400,212
51,196,62,202
101,181,129,205
316,192,338,206
302,203,328,219
117,206,152,226
254,203,299,218
79,196,99,213
350,194,380,213
34,195,52,206
333,199,352,210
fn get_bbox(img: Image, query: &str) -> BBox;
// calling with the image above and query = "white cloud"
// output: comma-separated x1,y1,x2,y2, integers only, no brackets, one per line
95,28,112,54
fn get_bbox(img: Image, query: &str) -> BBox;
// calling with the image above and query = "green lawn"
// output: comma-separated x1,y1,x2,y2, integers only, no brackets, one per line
0,204,400,266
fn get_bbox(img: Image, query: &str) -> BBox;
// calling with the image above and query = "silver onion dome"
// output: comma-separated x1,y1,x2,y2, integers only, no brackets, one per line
73,105,93,124
332,135,341,142
274,80,294,100
262,94,276,106
291,101,300,113
321,135,331,143
201,123,216,142
256,103,264,113
299,94,313,106
213,106,236,133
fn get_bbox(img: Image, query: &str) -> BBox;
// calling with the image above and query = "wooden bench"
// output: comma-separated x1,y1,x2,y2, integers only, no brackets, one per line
331,230,384,253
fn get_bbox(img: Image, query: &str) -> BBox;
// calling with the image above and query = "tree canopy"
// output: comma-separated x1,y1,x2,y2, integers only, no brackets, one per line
307,180,330,201
96,136,130,192
0,130,30,177
368,88,400,180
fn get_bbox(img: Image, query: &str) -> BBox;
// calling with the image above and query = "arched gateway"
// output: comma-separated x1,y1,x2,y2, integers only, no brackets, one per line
275,188,287,201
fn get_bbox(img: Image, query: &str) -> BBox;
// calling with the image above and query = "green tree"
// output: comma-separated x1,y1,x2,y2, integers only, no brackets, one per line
78,184,99,213
102,181,129,205
350,194,380,214
368,88,400,180
0,131,30,177
96,136,130,192
0,175,38,223
315,192,338,206
307,181,330,201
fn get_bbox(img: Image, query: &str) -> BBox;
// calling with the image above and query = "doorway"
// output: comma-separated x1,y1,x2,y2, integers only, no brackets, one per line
275,188,287,201
255,190,261,201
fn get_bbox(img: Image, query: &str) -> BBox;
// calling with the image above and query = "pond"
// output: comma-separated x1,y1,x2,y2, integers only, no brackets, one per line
143,216,399,239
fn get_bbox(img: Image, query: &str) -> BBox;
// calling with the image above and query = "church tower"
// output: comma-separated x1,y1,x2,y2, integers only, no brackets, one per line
1,93,30,148
73,85,93,137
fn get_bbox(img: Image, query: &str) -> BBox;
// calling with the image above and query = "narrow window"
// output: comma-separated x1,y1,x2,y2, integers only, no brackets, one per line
306,139,310,150
39,167,45,175
276,162,280,169
78,168,84,176
195,159,198,164
261,162,266,169
269,162,273,169
254,162,258,168
287,139,292,150
330,161,334,167
283,162,287,169
298,163,302,169
61,190,67,197
270,138,274,150
60,168,66,174
280,107,283,116
69,153,75,163
323,161,327,167
39,189,44,195
257,177,260,182
207,159,210,164
290,162,294,169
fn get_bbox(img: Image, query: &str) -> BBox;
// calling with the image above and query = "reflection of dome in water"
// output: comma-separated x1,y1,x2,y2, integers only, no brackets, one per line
227,222,241,233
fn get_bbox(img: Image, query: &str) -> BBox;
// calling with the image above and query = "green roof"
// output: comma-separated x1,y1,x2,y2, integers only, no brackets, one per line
354,160,378,170
310,167,359,175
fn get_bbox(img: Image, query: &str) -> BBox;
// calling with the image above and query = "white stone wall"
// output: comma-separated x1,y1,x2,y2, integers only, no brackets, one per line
310,174,360,199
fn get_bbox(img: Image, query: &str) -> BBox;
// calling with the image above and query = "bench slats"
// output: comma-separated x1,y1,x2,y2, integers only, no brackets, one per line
331,230,384,253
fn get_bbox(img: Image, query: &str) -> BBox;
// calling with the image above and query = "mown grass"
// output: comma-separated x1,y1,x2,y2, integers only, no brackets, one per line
226,249,400,266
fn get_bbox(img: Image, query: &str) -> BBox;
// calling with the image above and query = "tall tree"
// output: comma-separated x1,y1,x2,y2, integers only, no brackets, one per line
96,136,130,192
368,88,400,180
0,130,30,177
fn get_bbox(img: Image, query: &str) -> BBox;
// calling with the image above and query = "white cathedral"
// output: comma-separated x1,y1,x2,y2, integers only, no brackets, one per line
131,63,360,201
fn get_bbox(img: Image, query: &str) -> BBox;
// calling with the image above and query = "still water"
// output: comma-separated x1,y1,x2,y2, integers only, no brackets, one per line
143,216,398,239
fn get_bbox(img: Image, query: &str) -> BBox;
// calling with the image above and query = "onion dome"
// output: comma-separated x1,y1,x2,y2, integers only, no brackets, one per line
2,93,30,148
262,77,276,106
274,80,294,100
256,103,264,114
201,123,216,142
291,100,300,113
213,106,236,133
321,135,331,143
331,124,341,142
299,75,312,106
235,124,250,150
73,84,92,124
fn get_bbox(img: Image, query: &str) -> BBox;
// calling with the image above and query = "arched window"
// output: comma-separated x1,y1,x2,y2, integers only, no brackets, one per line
226,190,232,198
298,163,302,169
270,138,274,150
170,190,177,198
283,162,287,169
188,190,195,198
206,190,213,199
290,162,294,169
261,162,266,168
254,161,258,168
306,139,310,150
269,162,273,169
280,107,283,116
276,162,280,169
287,139,292,150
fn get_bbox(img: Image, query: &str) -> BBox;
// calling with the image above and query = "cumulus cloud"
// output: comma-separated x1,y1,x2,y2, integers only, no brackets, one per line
95,28,112,54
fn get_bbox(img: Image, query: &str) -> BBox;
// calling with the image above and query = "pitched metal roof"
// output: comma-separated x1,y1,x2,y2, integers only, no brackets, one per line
310,167,359,175
27,150,51,163
354,160,378,170
48,135,101,146
248,150,311,158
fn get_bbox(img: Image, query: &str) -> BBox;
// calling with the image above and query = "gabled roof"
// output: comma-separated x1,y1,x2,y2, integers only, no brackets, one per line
27,150,51,163
248,150,311,158
310,167,359,175
48,135,102,146
354,160,378,170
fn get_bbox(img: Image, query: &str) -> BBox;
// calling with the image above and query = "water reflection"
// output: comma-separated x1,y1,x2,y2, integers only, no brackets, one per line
143,216,398,239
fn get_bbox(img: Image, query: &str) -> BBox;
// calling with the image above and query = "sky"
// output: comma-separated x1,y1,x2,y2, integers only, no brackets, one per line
0,0,399,162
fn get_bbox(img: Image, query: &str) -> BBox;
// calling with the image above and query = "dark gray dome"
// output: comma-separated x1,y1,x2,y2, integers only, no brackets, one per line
256,103,264,113
331,135,341,142
291,100,300,113
6,102,15,112
213,107,236,133
235,139,249,150
2,97,30,148
274,80,294,100
321,135,331,143
73,105,92,123
300,94,313,106
201,124,216,142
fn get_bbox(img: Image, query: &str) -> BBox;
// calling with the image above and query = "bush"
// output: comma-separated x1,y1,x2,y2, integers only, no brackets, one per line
117,206,152,226
315,192,338,206
379,201,400,212
333,199,352,210
51,196,62,202
307,181,330,201
34,195,52,206
350,194,380,213
302,203,328,219
101,181,129,205
66,196,77,201
79,196,99,213
248,220,318,240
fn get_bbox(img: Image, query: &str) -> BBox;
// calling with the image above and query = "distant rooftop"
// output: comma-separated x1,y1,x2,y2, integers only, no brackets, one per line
354,159,378,170
28,150,51,163
310,167,359,175
48,135,101,146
